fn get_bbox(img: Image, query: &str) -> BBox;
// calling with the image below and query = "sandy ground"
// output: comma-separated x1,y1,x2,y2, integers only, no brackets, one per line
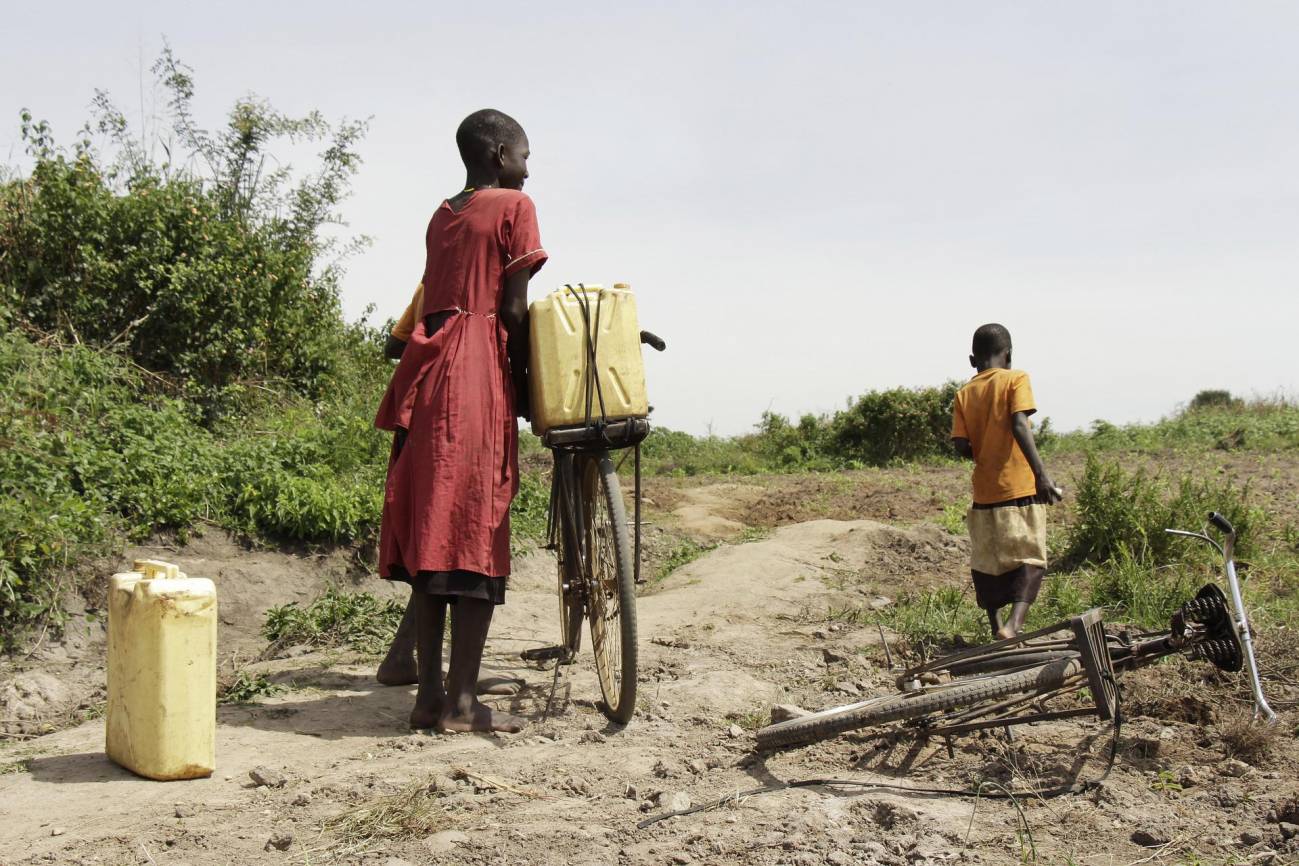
2,467,1298,866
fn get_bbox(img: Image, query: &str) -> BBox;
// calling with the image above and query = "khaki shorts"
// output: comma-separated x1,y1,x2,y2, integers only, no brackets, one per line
967,502,1048,576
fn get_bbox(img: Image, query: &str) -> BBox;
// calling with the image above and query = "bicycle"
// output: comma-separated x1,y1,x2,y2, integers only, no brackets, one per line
757,511,1277,749
520,323,667,725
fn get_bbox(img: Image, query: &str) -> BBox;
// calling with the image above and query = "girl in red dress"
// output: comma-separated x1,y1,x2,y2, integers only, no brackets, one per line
375,109,545,732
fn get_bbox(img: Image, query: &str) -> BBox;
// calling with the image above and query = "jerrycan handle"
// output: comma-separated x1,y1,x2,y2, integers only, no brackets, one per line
133,559,180,580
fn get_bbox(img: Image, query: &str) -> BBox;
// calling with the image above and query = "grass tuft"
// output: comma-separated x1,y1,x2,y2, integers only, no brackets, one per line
323,779,447,848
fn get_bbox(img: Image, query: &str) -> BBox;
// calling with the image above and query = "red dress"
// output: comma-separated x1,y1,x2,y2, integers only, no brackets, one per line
375,189,547,587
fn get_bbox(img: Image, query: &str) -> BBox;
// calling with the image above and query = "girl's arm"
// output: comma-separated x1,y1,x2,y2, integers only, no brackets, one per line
500,269,531,419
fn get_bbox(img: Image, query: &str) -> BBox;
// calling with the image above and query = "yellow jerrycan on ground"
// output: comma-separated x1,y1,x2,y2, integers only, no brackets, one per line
529,283,649,436
106,559,217,780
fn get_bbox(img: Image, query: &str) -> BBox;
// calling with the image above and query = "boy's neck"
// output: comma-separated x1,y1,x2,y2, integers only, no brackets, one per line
974,352,1012,373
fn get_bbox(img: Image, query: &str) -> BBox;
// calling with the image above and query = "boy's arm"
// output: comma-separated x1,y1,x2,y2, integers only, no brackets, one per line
501,269,531,420
383,334,407,360
385,283,424,360
1011,412,1062,503
950,393,973,459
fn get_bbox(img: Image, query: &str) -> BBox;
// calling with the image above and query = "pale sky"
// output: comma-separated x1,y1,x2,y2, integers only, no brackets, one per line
6,1,1297,435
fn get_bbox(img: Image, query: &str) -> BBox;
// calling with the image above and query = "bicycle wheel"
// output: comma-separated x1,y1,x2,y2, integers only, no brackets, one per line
576,451,638,723
756,656,1081,749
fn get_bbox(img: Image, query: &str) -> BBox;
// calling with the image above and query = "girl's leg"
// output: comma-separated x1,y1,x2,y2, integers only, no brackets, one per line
409,593,447,729
380,589,525,694
440,598,525,733
377,592,419,686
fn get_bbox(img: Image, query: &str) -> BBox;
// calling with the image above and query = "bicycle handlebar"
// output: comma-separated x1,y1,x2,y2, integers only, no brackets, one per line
1208,511,1234,535
640,330,666,352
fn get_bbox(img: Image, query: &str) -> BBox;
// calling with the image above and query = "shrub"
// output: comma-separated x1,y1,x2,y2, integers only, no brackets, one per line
828,382,960,466
0,48,367,414
1063,453,1260,568
1188,390,1239,412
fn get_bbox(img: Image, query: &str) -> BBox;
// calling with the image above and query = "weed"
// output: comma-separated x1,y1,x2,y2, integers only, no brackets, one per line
736,526,772,544
1150,769,1183,797
729,706,770,731
218,670,284,705
263,588,403,655
1217,710,1278,764
654,538,718,583
825,604,868,624
881,585,989,654
322,778,446,849
938,501,968,535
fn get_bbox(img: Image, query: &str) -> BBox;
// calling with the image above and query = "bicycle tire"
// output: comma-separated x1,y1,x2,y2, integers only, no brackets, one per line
756,657,1081,750
578,452,638,723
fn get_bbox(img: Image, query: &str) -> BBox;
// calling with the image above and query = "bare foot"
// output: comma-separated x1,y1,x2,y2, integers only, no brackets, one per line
409,696,442,730
476,675,525,696
438,701,525,734
995,626,1018,641
377,656,418,687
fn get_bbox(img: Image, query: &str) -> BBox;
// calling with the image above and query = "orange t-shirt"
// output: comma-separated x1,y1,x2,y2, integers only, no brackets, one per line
389,283,425,342
951,368,1038,504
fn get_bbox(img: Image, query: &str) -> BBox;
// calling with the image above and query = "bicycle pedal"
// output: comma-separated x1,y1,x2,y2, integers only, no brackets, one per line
521,645,574,663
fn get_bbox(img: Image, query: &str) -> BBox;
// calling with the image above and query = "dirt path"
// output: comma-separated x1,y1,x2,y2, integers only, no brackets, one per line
2,483,1297,865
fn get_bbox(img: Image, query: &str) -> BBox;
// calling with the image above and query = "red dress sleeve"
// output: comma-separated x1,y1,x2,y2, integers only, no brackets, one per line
500,194,548,277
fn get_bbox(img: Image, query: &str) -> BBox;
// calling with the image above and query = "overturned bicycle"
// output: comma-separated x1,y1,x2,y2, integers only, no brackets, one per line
757,512,1276,750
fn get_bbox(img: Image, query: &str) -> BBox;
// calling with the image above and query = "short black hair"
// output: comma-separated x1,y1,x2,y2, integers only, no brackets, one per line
455,109,526,166
972,323,1012,359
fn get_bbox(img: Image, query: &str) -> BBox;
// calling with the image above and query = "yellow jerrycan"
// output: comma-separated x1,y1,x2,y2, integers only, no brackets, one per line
529,283,649,435
106,559,217,780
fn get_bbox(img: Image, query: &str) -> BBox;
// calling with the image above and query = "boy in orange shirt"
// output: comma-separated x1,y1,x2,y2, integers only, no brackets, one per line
383,283,425,360
951,324,1062,640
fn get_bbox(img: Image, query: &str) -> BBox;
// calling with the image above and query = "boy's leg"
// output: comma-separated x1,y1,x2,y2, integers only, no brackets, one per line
409,593,447,729
985,606,1003,638
440,598,525,733
377,592,419,686
996,566,1045,640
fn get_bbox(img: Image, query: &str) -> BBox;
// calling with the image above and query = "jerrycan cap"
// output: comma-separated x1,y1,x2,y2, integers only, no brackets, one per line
612,282,630,289
132,559,184,580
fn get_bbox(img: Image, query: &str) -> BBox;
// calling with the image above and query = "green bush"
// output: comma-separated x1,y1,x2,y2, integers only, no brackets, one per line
0,49,366,414
639,426,770,476
1044,397,1299,455
510,468,550,551
1063,453,1260,568
828,382,960,466
1188,390,1239,412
